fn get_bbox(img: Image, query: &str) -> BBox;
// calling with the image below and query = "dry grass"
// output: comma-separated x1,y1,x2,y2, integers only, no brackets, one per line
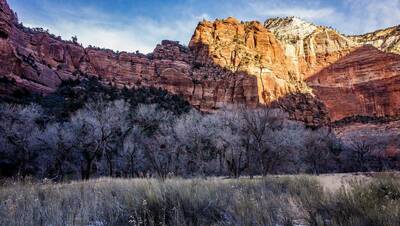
0,174,400,226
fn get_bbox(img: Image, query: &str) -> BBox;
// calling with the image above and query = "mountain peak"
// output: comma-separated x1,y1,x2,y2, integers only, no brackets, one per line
266,16,311,25
265,17,319,40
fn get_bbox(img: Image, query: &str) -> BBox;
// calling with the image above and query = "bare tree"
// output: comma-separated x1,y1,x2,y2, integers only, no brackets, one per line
240,107,286,175
212,110,249,177
134,104,174,136
174,110,219,175
344,132,379,172
0,104,43,178
383,136,400,170
134,104,179,178
301,129,339,175
101,100,131,177
70,99,131,179
264,121,306,174
38,122,76,180
121,125,145,177
143,124,179,179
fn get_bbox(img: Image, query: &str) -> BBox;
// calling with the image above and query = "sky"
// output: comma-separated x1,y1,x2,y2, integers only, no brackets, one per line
7,0,400,53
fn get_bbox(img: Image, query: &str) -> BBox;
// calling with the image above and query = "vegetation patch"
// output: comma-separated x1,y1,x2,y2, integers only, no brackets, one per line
1,175,400,226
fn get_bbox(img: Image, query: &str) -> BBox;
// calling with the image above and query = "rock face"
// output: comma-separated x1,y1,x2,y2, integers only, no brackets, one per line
265,17,400,121
1,0,400,125
265,17,357,79
189,17,310,105
350,25,400,54
307,45,400,120
0,1,260,112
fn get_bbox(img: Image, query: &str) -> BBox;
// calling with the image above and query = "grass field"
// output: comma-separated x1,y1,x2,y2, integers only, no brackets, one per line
1,173,400,226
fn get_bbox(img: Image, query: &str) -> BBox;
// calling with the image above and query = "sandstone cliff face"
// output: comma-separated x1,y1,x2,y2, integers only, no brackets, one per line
350,25,400,54
189,17,310,105
265,17,357,79
307,45,400,120
265,17,400,121
1,0,400,125
0,0,13,38
0,0,260,112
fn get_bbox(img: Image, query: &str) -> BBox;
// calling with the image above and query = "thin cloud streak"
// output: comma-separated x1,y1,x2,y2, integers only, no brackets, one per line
8,0,400,53
247,1,336,20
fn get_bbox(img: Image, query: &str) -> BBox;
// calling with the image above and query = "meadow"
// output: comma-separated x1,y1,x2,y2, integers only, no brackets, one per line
1,173,400,226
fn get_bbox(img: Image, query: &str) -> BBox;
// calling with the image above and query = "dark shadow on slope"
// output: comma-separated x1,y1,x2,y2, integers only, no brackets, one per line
270,93,331,128
0,77,192,121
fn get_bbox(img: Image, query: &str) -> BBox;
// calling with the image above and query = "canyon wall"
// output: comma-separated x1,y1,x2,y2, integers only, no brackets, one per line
189,17,310,105
0,0,260,112
350,25,400,54
265,17,400,120
1,0,400,124
265,17,357,79
307,46,400,120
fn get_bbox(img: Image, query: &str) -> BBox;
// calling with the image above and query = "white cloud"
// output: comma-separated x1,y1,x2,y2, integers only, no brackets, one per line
10,0,400,53
343,0,400,34
15,2,201,53
247,2,336,20
238,0,400,35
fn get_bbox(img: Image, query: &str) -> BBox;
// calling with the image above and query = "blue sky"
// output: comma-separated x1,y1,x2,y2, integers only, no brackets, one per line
7,0,400,53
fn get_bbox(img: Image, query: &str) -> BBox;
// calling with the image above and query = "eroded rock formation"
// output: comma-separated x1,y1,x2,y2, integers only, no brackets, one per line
1,0,400,125
265,17,357,79
0,1,260,112
307,45,400,120
189,17,310,104
350,25,400,54
265,17,400,121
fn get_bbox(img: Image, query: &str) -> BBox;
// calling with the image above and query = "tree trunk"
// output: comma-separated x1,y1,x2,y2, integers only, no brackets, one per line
130,155,135,178
84,159,93,180
56,159,64,181
107,155,113,177
80,162,85,180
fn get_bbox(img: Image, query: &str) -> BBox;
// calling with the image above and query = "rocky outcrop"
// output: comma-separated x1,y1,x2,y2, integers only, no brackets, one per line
1,0,400,125
350,25,400,54
307,45,400,120
265,17,400,121
270,93,330,126
190,17,310,105
0,1,261,112
0,0,14,38
265,17,357,79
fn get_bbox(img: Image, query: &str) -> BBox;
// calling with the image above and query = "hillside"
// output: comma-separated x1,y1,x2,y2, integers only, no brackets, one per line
0,0,400,124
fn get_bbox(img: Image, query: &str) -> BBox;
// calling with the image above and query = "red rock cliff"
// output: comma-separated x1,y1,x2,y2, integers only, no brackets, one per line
189,17,310,105
1,0,400,124
0,0,260,112
265,17,400,121
307,45,400,120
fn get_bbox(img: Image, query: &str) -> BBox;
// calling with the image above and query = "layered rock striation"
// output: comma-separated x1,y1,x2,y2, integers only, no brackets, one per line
0,1,260,112
189,17,310,105
265,17,400,121
265,17,357,79
1,0,400,124
350,25,400,54
307,45,400,120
